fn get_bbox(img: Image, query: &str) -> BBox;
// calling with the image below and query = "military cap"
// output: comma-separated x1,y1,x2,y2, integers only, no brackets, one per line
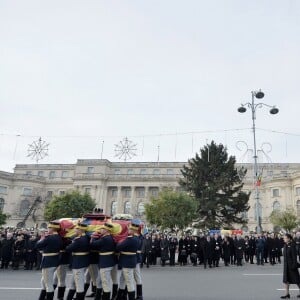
75,223,88,231
129,223,140,231
103,222,114,232
48,221,61,230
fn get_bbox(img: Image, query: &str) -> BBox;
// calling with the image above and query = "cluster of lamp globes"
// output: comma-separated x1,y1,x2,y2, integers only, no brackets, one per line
237,89,279,115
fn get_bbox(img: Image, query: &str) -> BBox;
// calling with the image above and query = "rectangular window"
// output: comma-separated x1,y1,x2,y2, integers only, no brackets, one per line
151,188,159,197
140,169,147,175
85,187,91,194
167,169,174,175
0,186,7,194
124,188,131,198
137,188,145,198
114,169,121,175
296,187,300,196
23,188,32,196
38,171,44,177
87,167,94,174
59,191,65,196
153,169,160,175
272,188,280,197
49,171,55,179
112,189,118,198
62,171,69,178
46,191,53,199
127,169,134,175
25,171,32,176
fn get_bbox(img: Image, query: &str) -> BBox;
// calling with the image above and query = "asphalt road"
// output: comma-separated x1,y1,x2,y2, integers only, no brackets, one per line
0,263,294,300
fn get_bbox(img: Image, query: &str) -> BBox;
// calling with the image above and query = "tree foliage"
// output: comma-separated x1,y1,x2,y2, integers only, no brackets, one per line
269,209,299,232
44,190,96,221
0,211,9,227
144,189,198,231
179,141,250,229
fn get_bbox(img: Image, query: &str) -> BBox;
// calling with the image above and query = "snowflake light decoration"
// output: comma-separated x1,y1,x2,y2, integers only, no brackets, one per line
114,137,137,162
27,137,49,163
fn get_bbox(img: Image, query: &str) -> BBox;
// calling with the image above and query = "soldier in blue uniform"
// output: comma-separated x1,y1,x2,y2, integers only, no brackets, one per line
36,221,63,300
65,223,90,300
116,223,139,300
53,237,71,300
133,222,144,300
91,222,117,300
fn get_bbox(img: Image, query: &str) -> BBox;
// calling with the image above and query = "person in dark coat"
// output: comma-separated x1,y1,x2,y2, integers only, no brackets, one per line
160,235,169,267
24,234,38,270
248,234,256,264
141,234,152,268
1,232,14,269
280,233,300,299
234,234,244,266
222,236,231,266
168,235,178,266
12,234,25,270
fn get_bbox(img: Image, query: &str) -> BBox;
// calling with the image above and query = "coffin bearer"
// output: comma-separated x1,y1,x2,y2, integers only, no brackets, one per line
116,223,139,300
91,222,117,300
133,221,144,300
65,222,90,300
36,221,63,300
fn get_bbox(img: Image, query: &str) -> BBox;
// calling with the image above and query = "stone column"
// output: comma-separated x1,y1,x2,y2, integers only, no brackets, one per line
131,186,136,216
116,186,122,214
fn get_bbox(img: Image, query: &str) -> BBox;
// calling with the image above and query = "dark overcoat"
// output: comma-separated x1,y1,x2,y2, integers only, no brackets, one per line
283,242,300,284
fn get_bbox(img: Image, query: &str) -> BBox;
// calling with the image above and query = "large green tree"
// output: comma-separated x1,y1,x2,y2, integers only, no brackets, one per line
44,190,96,221
145,189,198,231
269,209,299,232
179,141,250,229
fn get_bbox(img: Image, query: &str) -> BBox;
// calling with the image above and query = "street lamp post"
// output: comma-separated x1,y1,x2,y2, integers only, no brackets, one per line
238,90,279,233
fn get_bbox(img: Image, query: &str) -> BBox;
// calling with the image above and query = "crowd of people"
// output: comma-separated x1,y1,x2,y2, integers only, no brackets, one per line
1,229,300,272
141,231,291,268
2,226,300,300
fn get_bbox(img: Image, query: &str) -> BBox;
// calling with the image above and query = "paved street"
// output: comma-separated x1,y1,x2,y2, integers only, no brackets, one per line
0,263,294,300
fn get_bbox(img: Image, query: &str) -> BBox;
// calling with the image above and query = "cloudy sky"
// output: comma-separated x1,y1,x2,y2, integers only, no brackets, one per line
0,1,300,172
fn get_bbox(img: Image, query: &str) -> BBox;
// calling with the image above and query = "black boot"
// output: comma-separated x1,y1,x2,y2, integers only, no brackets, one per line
53,284,57,291
46,292,54,300
66,289,76,300
116,289,125,300
38,289,47,300
111,284,118,300
102,292,110,300
76,292,85,300
86,283,95,297
57,286,66,300
136,285,143,300
84,283,90,296
127,291,135,300
94,288,102,300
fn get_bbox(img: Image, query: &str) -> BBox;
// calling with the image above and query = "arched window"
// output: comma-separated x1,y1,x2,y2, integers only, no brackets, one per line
137,202,145,216
297,200,300,217
254,203,262,221
124,201,131,214
111,201,117,216
20,199,30,216
0,198,4,212
273,201,281,211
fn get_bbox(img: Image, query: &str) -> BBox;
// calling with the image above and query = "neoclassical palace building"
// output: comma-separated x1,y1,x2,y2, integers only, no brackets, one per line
0,159,300,232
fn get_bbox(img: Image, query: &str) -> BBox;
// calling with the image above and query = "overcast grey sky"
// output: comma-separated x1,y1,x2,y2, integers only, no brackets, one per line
1,1,300,172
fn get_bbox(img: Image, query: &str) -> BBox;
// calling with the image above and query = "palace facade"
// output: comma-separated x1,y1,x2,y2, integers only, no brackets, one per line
1,159,300,232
